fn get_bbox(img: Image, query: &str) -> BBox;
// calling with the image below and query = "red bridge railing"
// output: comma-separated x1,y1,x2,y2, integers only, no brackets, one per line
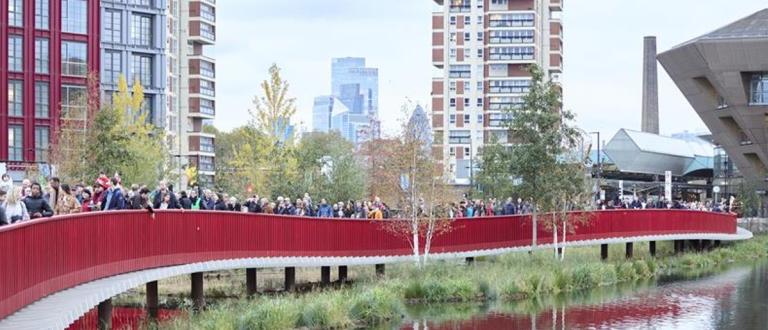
0,209,736,319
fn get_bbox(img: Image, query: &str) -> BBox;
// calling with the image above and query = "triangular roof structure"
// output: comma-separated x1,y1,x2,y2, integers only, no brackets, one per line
672,9,768,49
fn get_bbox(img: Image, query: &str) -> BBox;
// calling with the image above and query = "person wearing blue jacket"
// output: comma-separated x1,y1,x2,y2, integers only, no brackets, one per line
317,199,333,218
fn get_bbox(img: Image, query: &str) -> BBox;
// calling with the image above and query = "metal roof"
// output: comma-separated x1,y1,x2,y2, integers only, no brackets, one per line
604,129,716,176
672,9,768,49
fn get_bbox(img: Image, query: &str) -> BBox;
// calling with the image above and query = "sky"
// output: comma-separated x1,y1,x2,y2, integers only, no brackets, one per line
215,0,768,140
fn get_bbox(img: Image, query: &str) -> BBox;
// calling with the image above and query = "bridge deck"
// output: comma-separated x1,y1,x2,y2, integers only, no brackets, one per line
0,210,747,329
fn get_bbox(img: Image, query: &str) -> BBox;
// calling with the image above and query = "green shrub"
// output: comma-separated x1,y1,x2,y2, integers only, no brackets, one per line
236,299,298,330
477,279,499,300
349,287,403,325
571,264,600,290
633,260,652,278
616,262,638,282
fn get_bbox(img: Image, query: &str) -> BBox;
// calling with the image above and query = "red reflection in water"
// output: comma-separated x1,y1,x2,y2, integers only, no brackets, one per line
411,281,738,329
66,307,184,330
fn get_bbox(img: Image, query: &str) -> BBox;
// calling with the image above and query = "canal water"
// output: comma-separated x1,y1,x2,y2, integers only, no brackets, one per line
400,263,768,330
73,262,768,329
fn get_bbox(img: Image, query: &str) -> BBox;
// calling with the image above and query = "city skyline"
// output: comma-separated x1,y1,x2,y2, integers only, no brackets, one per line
216,0,766,138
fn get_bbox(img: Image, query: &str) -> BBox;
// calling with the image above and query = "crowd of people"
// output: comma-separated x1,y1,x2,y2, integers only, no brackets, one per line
0,172,734,226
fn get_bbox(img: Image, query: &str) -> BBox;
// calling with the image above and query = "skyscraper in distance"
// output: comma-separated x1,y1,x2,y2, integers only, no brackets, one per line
431,0,563,185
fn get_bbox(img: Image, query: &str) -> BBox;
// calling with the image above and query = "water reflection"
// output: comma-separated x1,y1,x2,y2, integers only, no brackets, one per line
401,265,766,330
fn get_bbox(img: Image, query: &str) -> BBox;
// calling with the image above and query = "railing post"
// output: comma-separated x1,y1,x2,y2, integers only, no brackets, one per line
600,244,608,260
285,267,296,292
246,268,257,297
97,298,112,330
146,281,158,320
649,241,656,257
338,266,348,283
321,266,331,285
191,272,205,311
375,264,385,277
625,242,634,259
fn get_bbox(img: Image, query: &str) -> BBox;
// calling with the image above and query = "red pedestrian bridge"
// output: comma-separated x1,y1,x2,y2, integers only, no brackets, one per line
0,209,750,329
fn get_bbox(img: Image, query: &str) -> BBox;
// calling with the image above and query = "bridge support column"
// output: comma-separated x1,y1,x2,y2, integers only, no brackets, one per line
285,267,296,292
625,242,634,259
246,268,257,297
600,244,608,260
97,298,112,330
714,240,722,248
375,264,385,277
338,266,348,283
146,281,158,320
703,240,713,251
649,241,656,257
465,257,475,265
191,272,205,311
321,266,331,285
674,240,682,254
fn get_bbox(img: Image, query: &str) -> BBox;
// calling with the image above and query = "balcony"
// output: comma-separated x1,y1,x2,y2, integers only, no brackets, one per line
188,97,215,119
189,57,216,80
189,78,215,99
188,21,215,45
190,1,216,24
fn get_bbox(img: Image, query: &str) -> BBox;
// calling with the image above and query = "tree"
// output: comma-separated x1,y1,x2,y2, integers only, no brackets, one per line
476,137,514,199
504,65,584,250
223,64,300,199
251,64,297,143
51,72,100,183
379,104,455,267
73,74,168,186
294,132,367,202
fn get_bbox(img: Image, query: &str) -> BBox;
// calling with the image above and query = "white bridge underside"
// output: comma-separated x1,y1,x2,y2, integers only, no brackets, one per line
0,228,753,330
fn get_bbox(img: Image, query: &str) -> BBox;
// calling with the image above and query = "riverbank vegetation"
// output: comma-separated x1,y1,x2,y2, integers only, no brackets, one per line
159,236,768,329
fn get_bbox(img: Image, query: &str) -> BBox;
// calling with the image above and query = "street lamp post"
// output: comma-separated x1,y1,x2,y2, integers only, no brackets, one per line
590,131,601,203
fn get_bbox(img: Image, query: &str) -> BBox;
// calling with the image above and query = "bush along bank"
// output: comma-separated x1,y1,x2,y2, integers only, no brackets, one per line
161,236,768,329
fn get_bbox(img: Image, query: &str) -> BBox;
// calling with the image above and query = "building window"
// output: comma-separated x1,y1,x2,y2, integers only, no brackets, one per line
35,82,49,118
463,81,470,92
103,51,121,84
61,85,86,119
200,99,215,115
449,65,471,78
477,98,483,107
449,81,456,92
489,46,535,60
449,147,455,157
477,48,483,58
449,114,456,124
489,30,535,44
477,15,483,24
8,126,23,161
35,126,49,162
463,114,470,123
141,95,153,120
62,41,87,76
200,61,214,78
8,80,23,117
450,16,456,25
62,0,87,34
477,114,483,124
489,13,535,28
750,73,768,105
489,113,514,127
465,147,471,156
200,80,215,96
35,38,49,74
200,3,215,22
199,156,215,171
131,14,152,46
449,130,471,144
464,98,470,107
464,48,470,59
477,81,484,92
449,48,456,59
464,16,470,25
200,22,214,40
9,0,23,27
200,137,214,153
449,33,456,43
477,32,483,41
131,54,152,87
35,0,49,29
130,0,152,5
8,36,22,72
449,98,456,108
464,32,470,41
489,79,532,94
104,10,122,43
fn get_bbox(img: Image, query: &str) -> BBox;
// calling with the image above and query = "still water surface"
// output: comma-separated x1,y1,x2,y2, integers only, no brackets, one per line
401,263,768,330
